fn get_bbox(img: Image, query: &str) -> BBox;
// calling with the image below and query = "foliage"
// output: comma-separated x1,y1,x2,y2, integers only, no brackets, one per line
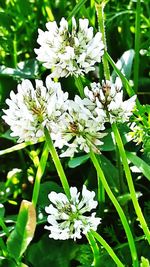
0,0,150,267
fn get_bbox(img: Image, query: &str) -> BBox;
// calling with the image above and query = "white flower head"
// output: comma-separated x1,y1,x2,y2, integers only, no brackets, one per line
3,76,68,143
45,185,101,240
52,96,106,157
108,93,136,123
84,78,136,124
35,17,104,78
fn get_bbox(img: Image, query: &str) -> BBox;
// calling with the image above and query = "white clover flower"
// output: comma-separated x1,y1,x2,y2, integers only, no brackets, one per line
51,95,106,157
108,91,136,123
35,17,104,78
45,185,101,240
3,76,68,143
84,78,136,124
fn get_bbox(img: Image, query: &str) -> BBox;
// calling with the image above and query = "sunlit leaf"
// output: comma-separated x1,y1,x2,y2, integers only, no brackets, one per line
140,256,150,267
0,137,44,156
0,59,39,79
7,200,36,260
106,52,136,98
126,151,150,181
111,49,135,80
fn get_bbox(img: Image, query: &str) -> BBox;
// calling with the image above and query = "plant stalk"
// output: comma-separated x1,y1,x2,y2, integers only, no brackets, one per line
97,172,105,204
44,128,71,199
0,238,7,256
133,0,141,93
91,230,125,267
13,33,17,68
95,1,110,80
32,143,49,207
112,122,150,244
0,218,9,238
90,150,139,267
86,231,100,267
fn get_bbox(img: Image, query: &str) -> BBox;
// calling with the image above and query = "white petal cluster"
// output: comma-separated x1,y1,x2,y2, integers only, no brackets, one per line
2,76,106,155
45,185,101,240
35,17,104,78
2,77,68,143
84,78,136,123
52,95,106,157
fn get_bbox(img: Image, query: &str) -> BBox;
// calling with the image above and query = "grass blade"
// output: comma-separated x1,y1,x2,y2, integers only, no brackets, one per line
126,151,150,181
67,0,88,21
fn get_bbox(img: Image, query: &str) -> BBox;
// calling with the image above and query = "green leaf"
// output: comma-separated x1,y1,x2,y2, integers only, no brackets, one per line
98,255,117,267
105,52,136,98
112,49,135,80
26,234,78,267
0,137,44,156
0,59,39,79
16,0,31,18
100,125,130,152
99,155,119,192
75,244,92,266
117,193,131,206
100,129,115,151
0,204,5,219
0,65,29,78
140,256,150,267
17,59,39,78
67,0,88,21
7,200,36,261
0,130,15,141
0,12,12,30
126,151,150,181
38,181,62,208
32,143,49,207
0,259,17,267
68,154,89,168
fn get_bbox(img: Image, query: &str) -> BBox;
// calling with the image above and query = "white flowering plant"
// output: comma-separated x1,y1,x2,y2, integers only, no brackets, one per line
0,1,150,267
35,17,104,78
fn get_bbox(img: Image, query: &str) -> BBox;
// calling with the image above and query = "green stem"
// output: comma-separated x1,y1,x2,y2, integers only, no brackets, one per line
86,231,100,267
95,1,110,80
32,143,49,207
13,33,17,68
116,144,125,194
133,0,141,93
74,76,84,98
44,128,71,199
90,151,139,267
97,173,105,204
112,123,150,244
0,237,7,256
67,0,88,21
0,218,9,237
91,230,125,267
